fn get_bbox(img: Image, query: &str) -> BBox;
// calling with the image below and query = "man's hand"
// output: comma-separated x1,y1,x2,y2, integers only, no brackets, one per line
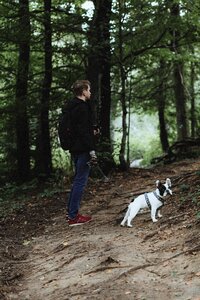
93,128,100,136
88,151,98,166
93,125,100,136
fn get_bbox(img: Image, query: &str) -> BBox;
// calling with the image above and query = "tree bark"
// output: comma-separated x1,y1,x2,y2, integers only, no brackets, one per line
15,0,31,181
126,82,132,166
170,2,188,140
157,60,169,152
35,0,52,178
119,66,128,170
118,0,128,171
87,0,113,161
173,63,188,140
190,60,195,137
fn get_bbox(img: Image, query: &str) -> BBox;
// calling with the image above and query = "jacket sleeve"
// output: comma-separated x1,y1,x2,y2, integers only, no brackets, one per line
72,103,95,151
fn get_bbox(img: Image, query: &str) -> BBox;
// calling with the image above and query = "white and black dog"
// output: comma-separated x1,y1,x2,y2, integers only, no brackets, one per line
121,178,172,227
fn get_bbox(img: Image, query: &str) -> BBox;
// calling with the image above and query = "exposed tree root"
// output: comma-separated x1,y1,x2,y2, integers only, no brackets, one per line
2,273,23,284
142,212,191,242
38,255,83,277
116,243,200,280
86,244,199,284
117,263,154,279
85,265,131,275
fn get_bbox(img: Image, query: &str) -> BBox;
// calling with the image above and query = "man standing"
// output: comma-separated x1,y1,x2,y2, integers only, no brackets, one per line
66,80,98,226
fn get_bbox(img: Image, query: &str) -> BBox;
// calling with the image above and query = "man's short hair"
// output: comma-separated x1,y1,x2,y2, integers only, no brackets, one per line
72,80,91,96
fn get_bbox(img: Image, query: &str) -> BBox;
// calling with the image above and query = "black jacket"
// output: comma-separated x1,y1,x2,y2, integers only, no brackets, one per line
63,97,95,154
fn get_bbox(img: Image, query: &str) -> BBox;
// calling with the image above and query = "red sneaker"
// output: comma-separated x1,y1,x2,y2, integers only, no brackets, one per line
68,214,92,226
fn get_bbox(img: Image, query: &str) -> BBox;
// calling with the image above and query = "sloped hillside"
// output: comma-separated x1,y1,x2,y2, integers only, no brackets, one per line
0,158,200,300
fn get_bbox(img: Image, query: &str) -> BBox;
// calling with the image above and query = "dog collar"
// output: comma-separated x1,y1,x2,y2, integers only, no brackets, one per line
153,191,164,205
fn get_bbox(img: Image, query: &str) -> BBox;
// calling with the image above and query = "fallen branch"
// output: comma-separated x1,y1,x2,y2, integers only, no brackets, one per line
142,224,170,242
38,255,82,277
2,272,23,283
0,291,8,300
162,212,190,222
116,243,200,279
158,243,200,264
142,212,191,242
85,265,130,275
52,243,69,254
117,263,154,279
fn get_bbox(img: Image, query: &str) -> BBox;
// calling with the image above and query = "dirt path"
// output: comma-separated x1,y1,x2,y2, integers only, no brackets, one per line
1,159,200,300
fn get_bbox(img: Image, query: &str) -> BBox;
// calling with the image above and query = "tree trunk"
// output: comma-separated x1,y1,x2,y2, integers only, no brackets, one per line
170,2,188,141
118,0,128,171
15,0,30,181
157,60,169,152
126,82,132,165
119,66,128,170
190,61,195,137
87,0,113,162
173,63,188,140
35,0,52,178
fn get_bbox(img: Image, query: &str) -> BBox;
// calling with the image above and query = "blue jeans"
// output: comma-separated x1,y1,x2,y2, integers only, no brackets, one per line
67,152,90,219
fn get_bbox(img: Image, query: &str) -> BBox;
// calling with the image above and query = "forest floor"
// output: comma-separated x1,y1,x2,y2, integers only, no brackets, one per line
0,158,200,300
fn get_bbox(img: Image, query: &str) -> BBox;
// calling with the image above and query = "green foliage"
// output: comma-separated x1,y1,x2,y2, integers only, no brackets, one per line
37,186,64,198
0,180,38,217
180,184,190,192
140,139,162,167
52,146,72,171
0,0,200,180
178,186,200,219
180,196,187,205
112,113,162,166
0,174,68,217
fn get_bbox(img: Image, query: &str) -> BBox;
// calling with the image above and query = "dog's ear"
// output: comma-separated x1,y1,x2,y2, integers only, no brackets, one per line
156,180,162,187
166,178,171,187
